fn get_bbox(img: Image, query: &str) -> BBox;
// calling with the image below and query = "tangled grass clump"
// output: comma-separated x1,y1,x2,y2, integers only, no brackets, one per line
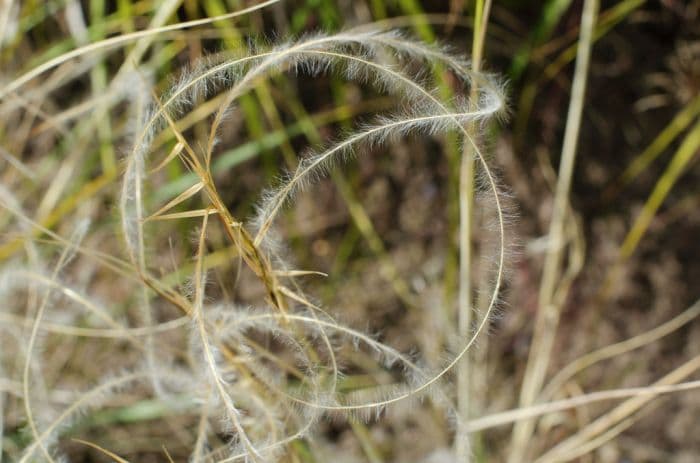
122,29,508,459
1,25,510,461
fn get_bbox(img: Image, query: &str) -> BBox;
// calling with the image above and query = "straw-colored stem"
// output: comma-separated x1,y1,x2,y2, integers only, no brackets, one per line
457,1,492,460
509,0,598,460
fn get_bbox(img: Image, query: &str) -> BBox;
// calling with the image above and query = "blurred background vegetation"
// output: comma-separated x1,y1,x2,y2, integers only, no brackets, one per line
1,0,699,461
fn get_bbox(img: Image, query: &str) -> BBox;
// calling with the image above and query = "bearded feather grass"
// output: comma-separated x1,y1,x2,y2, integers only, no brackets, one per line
2,12,513,459
120,109,163,399
189,212,264,461
21,219,89,463
18,372,146,463
112,29,509,460
3,4,700,461
136,36,504,287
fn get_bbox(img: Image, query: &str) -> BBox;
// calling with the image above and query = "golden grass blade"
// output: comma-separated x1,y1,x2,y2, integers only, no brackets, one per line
150,142,185,174
146,209,218,221
72,439,131,463
145,182,204,221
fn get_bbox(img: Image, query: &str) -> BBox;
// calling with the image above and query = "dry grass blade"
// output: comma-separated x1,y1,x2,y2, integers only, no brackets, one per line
145,209,219,221
467,379,700,433
509,1,599,460
150,141,185,174
0,0,282,100
72,439,131,463
536,354,700,462
541,298,700,401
